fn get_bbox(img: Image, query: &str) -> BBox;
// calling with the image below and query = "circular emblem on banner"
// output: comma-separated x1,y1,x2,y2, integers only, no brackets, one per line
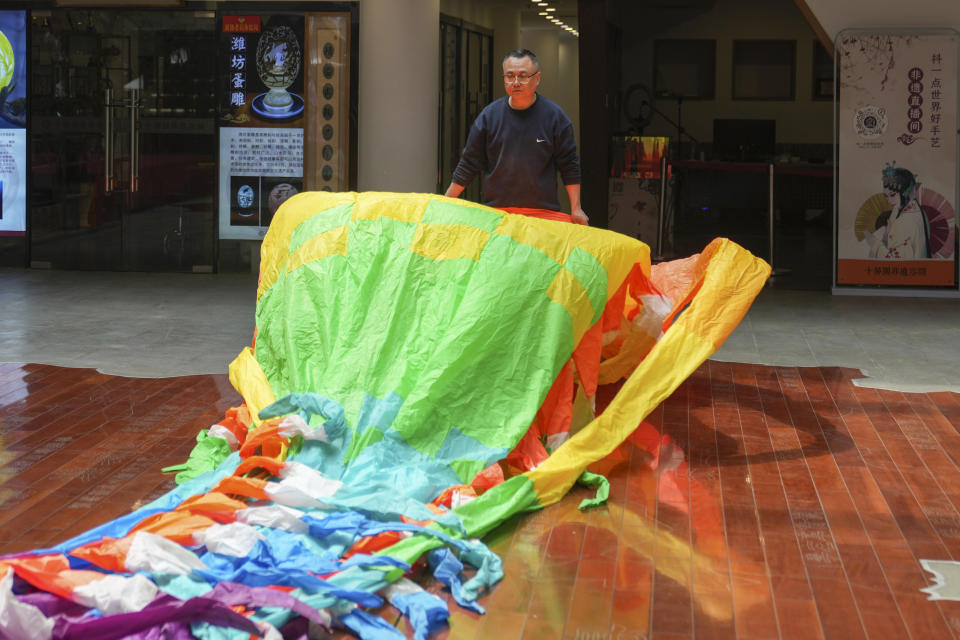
854,106,887,138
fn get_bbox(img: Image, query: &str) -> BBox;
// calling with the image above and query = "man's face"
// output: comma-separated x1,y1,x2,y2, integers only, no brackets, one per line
503,56,540,102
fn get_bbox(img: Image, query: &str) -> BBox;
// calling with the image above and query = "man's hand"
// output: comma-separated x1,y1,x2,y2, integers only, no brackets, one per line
565,185,588,225
445,183,465,198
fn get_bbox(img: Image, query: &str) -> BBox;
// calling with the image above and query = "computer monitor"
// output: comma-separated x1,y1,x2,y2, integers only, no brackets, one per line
712,118,776,161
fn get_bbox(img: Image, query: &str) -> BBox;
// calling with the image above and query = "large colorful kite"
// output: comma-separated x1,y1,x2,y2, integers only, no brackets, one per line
0,192,769,639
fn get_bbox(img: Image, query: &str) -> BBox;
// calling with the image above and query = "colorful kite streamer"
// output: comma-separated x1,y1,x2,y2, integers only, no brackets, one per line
0,192,769,639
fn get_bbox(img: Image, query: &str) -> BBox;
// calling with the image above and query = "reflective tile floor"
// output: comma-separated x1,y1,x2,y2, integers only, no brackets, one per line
1,269,960,638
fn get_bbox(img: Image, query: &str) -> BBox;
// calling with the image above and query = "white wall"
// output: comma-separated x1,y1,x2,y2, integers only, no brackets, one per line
803,0,960,43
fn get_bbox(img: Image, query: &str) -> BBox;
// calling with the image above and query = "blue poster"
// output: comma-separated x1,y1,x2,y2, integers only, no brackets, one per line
0,10,25,235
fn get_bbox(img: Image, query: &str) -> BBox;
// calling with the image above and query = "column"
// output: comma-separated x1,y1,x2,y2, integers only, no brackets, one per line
358,0,440,193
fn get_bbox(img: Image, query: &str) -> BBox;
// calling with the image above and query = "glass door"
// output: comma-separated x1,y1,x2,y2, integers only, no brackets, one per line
437,18,492,204
30,9,217,271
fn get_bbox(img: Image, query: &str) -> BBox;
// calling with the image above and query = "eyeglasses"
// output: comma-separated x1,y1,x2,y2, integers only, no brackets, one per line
503,71,539,84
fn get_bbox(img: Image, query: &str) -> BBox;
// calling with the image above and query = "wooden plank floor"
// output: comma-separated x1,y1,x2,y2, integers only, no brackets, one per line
2,360,960,639
0,362,240,551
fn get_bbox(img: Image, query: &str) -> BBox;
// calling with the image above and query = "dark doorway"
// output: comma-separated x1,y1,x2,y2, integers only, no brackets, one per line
30,8,217,271
438,15,493,203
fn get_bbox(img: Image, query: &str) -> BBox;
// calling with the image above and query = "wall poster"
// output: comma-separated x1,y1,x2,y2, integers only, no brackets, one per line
218,13,306,240
836,30,959,289
0,10,26,237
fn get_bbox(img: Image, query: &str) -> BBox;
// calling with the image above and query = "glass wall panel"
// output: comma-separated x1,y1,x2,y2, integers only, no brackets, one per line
30,9,217,271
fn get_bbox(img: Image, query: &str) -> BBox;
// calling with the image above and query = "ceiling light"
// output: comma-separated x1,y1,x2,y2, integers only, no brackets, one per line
537,1,548,5
539,11,548,15
545,7,556,11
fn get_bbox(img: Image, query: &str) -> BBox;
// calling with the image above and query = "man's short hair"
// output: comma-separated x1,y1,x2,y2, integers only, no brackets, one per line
502,48,540,71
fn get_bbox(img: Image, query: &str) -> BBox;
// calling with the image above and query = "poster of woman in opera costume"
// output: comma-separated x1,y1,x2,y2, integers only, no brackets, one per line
855,162,955,264
836,30,958,288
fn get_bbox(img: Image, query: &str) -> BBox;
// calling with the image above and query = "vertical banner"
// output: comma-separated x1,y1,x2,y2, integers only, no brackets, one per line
219,13,305,240
0,10,26,237
836,30,958,288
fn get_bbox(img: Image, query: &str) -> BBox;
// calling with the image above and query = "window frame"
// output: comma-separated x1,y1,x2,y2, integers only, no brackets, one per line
731,39,796,101
652,39,717,100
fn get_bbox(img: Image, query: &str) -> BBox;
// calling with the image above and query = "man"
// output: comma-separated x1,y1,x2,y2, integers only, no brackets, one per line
444,48,588,225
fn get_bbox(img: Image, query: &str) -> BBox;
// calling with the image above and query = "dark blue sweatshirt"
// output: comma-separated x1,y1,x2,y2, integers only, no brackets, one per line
451,95,581,210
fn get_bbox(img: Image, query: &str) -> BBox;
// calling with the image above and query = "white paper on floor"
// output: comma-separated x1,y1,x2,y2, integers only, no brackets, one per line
920,559,960,601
